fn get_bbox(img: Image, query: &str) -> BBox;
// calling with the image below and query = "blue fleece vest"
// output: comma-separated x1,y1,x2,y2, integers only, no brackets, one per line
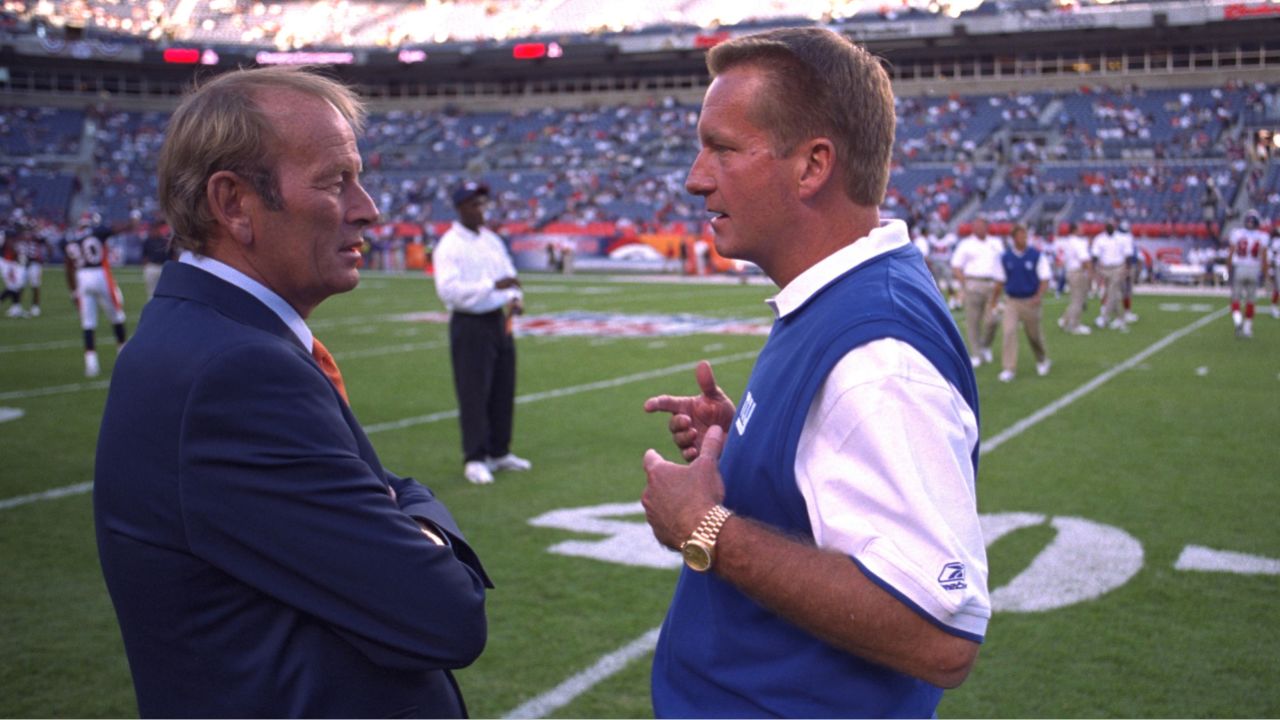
1000,246,1043,299
651,243,979,719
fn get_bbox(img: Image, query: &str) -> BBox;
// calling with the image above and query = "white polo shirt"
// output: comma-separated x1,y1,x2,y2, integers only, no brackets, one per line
950,234,1005,281
767,220,991,640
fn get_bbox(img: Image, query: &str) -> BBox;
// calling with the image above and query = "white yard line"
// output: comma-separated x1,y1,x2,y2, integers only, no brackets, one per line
0,339,83,354
362,351,758,434
0,351,760,507
0,340,445,401
501,628,662,720
0,482,95,511
980,306,1227,456
0,381,111,401
497,307,1230,718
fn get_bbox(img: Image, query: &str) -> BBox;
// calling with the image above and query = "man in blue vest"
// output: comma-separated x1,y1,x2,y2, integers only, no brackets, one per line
641,28,989,718
993,223,1052,382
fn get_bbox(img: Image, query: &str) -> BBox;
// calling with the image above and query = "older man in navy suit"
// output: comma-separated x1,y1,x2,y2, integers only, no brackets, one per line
94,66,491,718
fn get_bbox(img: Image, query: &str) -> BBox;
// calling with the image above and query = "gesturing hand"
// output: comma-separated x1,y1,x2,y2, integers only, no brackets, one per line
643,360,736,462
642,424,728,550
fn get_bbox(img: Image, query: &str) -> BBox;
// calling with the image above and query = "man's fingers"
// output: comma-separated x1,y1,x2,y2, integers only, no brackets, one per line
645,395,683,414
667,413,692,434
699,424,727,463
695,360,720,399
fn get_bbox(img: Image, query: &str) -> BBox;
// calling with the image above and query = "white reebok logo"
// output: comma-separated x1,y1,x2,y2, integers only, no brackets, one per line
735,391,757,436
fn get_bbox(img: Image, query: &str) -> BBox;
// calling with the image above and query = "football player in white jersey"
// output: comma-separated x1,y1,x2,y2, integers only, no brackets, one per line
1118,221,1140,323
1227,212,1269,338
7,221,52,317
63,212,129,376
0,223,23,317
915,222,958,309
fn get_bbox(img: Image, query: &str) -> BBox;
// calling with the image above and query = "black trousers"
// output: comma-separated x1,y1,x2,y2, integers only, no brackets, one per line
448,309,516,464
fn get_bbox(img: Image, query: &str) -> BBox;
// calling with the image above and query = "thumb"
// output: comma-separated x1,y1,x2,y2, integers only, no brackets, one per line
699,424,727,463
695,360,720,399
643,448,666,473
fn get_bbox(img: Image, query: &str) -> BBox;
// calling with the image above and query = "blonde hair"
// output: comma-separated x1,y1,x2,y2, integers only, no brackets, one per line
706,27,895,207
158,66,366,253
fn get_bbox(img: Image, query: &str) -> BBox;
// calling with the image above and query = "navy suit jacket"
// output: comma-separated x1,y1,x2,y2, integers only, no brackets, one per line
95,262,492,718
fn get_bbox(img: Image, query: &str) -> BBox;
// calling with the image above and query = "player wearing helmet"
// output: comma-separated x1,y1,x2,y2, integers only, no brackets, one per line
1227,211,1269,338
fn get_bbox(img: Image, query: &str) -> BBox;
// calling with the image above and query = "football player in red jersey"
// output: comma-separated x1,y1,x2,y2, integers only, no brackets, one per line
63,212,130,376
1227,211,1269,338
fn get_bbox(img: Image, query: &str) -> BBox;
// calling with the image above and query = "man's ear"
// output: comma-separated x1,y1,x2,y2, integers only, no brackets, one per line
207,171,254,247
796,137,836,201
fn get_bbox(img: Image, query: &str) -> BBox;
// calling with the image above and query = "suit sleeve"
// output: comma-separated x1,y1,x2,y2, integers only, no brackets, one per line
388,471,492,589
177,340,488,671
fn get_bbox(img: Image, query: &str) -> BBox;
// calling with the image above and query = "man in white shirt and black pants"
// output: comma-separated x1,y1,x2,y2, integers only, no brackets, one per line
434,181,532,485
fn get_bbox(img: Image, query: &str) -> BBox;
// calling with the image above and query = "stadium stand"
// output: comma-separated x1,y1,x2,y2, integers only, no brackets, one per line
2,81,1275,240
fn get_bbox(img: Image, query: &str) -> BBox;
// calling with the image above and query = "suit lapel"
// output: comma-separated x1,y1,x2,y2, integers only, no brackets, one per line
154,262,304,352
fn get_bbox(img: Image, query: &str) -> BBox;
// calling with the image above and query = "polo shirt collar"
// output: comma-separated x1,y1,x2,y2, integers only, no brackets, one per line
767,219,911,319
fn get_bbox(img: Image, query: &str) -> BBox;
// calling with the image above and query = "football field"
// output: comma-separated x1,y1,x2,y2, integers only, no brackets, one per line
1,267,1277,718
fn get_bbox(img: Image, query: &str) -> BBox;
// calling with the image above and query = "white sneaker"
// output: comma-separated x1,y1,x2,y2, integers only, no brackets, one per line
1124,311,1139,323
970,355,982,369
1271,305,1280,319
463,461,494,485
997,370,1015,383
1243,320,1253,338
1072,325,1092,335
1110,319,1128,331
981,348,994,364
84,351,100,378
1036,359,1052,377
1056,317,1066,330
5,305,22,318
28,305,39,318
487,453,532,472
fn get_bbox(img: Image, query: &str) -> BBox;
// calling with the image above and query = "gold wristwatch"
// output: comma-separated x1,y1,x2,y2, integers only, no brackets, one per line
680,504,733,572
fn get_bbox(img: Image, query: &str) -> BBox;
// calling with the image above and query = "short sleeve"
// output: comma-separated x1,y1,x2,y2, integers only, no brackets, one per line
794,339,990,641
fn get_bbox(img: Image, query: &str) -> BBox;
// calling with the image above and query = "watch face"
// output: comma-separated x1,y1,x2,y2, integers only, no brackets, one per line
682,540,713,572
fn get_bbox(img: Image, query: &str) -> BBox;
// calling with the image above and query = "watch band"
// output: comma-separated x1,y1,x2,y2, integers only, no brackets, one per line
691,504,732,544
686,504,733,569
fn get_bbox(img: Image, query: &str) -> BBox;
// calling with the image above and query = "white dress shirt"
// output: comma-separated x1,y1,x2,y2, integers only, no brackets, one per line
950,234,1005,281
433,221,522,314
767,220,991,639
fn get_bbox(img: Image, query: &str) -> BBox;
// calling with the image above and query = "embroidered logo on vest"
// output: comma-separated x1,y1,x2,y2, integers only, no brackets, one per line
735,391,757,436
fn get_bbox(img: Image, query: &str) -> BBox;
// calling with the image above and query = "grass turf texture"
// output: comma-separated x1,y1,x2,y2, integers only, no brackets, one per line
1,268,1277,717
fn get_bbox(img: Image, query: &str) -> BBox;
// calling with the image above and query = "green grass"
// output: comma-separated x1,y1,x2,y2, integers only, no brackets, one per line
1,269,1277,717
